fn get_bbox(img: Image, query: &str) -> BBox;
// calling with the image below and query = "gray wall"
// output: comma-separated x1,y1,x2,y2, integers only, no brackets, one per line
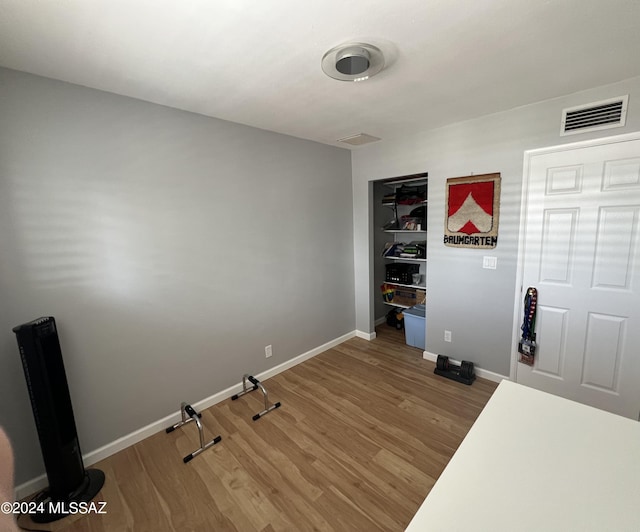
0,68,354,485
352,76,640,377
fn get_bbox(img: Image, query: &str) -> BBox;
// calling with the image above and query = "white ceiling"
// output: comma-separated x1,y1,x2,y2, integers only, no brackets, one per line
1,0,640,148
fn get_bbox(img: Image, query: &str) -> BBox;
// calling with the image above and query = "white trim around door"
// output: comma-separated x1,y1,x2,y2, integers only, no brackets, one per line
511,131,640,383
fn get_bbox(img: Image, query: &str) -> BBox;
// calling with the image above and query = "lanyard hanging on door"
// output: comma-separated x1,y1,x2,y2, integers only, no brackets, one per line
518,287,537,366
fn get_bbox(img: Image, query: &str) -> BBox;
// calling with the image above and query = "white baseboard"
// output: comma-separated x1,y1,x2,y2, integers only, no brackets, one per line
15,474,46,501
423,351,508,384
355,330,376,340
15,330,357,500
250,330,356,382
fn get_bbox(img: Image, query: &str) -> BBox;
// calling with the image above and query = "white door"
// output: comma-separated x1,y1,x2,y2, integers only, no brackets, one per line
515,134,640,420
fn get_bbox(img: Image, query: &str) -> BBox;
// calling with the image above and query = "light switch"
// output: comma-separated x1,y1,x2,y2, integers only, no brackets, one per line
483,256,497,269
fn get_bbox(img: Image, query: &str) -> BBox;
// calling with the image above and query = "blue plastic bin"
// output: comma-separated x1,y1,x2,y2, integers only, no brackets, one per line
403,304,426,349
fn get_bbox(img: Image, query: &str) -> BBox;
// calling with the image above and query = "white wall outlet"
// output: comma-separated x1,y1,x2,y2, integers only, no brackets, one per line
265,345,273,358
444,330,452,342
483,256,497,269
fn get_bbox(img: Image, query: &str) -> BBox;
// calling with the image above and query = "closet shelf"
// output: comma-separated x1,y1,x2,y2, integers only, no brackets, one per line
383,281,425,289
383,229,427,233
384,257,426,263
384,302,413,309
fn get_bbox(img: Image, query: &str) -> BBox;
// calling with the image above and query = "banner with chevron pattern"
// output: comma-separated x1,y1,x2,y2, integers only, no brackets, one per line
444,173,501,249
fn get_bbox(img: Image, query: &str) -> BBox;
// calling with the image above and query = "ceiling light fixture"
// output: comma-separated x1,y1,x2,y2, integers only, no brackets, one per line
322,42,385,82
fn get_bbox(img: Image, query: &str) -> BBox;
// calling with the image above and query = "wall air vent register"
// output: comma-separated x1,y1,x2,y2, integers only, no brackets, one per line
560,95,628,136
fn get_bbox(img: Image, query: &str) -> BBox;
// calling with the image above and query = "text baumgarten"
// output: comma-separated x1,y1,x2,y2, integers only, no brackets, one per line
443,235,498,246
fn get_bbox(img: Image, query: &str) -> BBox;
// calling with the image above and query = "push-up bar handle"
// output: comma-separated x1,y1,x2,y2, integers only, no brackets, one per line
185,404,198,419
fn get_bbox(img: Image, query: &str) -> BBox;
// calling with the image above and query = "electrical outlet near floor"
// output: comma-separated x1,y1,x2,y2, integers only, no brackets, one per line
265,345,273,358
444,330,452,342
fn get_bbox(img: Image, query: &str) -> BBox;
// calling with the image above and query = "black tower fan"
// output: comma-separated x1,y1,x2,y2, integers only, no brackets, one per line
13,316,104,523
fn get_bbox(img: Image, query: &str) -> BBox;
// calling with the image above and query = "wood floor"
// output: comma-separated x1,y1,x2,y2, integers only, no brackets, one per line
19,327,497,532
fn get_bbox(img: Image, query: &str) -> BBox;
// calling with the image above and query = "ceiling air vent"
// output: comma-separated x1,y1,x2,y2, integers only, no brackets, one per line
560,95,628,136
337,133,381,146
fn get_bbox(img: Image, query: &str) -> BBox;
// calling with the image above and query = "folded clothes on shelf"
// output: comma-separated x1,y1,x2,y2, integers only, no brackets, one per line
396,184,426,205
382,241,426,258
382,193,396,203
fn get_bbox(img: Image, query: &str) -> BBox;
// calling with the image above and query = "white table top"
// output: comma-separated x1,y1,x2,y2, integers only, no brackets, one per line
405,380,640,532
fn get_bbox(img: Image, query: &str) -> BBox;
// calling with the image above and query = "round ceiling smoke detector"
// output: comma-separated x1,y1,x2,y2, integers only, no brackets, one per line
321,42,385,82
